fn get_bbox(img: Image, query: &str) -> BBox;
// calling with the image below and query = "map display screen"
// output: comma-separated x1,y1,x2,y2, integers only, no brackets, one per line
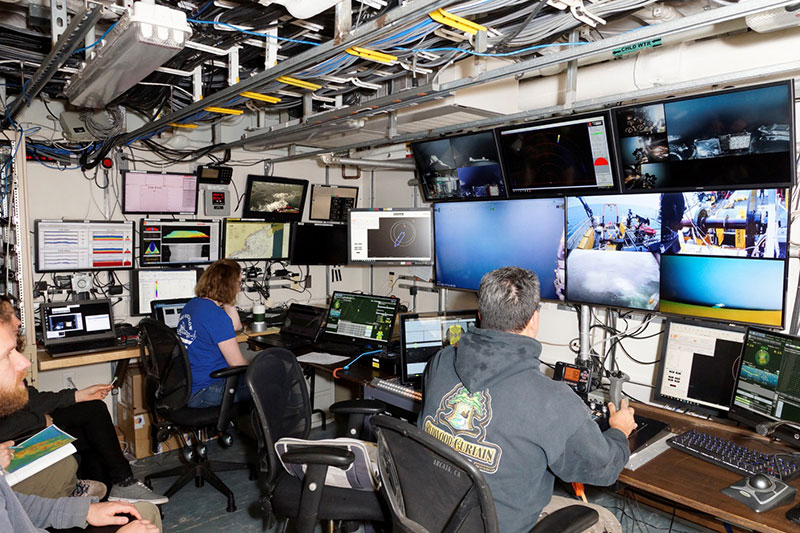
222,219,291,260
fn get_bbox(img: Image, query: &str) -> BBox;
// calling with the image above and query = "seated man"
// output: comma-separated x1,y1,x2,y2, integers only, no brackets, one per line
0,297,167,505
0,319,161,532
419,267,637,533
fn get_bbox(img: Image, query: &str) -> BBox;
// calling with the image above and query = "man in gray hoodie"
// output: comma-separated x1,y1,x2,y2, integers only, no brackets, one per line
420,266,637,533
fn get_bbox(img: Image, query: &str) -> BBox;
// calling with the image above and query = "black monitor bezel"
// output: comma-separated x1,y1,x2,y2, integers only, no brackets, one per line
222,218,292,261
121,170,199,215
129,267,201,316
308,184,359,222
34,219,136,273
288,222,348,266
347,207,434,266
242,175,309,221
138,218,221,267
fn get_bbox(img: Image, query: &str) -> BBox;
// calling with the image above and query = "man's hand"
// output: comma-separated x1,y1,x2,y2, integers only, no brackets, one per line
86,502,142,526
75,383,114,403
608,399,637,438
0,440,14,469
118,520,160,532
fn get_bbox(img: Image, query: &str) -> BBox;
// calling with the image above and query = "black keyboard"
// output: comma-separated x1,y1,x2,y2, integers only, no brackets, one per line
667,429,800,481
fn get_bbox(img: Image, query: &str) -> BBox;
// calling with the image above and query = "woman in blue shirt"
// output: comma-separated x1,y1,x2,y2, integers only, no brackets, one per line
177,259,250,407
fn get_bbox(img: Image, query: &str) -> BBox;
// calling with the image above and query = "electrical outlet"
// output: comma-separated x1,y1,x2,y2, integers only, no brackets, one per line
63,371,76,389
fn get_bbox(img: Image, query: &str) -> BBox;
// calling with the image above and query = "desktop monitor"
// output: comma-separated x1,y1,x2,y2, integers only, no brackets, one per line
433,198,565,300
222,219,291,261
653,319,746,416
289,222,348,265
348,208,433,265
322,291,400,346
139,219,221,266
150,298,191,329
399,310,479,385
122,170,199,215
496,111,618,197
729,328,800,449
614,80,795,192
242,175,309,221
411,131,507,202
130,268,200,316
34,220,135,272
309,184,358,222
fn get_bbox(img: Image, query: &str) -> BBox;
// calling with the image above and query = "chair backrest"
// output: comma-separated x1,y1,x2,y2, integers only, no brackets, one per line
372,415,498,533
138,317,192,412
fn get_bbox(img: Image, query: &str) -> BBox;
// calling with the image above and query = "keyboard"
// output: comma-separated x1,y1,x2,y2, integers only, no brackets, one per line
667,429,800,481
370,377,422,402
46,338,122,357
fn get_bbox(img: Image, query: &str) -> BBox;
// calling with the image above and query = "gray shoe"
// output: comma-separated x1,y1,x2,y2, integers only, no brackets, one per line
108,478,168,505
71,479,107,499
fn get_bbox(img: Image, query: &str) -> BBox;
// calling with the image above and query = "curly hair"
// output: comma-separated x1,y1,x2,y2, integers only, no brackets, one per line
195,259,242,305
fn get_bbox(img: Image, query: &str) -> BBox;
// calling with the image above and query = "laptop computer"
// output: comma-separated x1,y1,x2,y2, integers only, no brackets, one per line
150,298,192,329
40,299,121,357
315,291,400,357
249,303,327,350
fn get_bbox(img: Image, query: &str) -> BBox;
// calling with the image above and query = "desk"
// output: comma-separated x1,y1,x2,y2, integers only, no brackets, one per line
619,403,800,533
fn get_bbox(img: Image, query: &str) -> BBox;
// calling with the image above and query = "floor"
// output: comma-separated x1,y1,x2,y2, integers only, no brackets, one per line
130,423,716,533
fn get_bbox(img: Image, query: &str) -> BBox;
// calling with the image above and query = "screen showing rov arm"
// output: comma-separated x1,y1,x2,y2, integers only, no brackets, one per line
136,271,197,315
325,294,397,342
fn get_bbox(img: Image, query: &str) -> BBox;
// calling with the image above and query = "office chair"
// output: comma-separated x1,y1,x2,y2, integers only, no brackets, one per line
246,347,388,533
138,318,251,512
372,415,600,533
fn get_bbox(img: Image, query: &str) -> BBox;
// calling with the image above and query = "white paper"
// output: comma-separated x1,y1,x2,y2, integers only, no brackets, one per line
296,352,351,365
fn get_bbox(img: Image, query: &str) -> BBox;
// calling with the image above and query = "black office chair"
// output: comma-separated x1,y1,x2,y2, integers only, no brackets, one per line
372,415,600,533
138,318,251,512
246,347,388,533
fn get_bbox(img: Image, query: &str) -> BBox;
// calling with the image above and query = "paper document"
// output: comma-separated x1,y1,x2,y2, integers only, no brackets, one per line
6,425,77,486
297,352,351,365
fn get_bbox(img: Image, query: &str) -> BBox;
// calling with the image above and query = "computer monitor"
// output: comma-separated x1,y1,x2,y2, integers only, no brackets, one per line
614,80,795,192
34,220,135,272
242,175,309,221
322,291,400,346
348,208,433,265
496,111,618,197
222,219,291,261
653,319,746,416
411,131,507,202
309,184,358,222
150,298,191,329
130,268,200,316
289,223,348,265
399,310,479,385
433,198,565,300
40,299,116,346
139,219,221,266
730,328,800,449
122,170,199,215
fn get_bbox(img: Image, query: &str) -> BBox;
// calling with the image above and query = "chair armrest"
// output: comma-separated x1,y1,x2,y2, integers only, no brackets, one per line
210,365,248,379
282,446,355,469
330,399,386,416
211,365,248,434
531,504,598,533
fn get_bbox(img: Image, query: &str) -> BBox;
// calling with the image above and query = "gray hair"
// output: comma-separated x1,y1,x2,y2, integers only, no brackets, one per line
478,267,541,332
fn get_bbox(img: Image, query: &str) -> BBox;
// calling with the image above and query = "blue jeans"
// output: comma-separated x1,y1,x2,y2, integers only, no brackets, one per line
187,378,251,408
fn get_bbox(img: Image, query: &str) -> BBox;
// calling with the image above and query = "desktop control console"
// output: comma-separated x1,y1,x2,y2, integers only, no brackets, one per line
722,473,796,513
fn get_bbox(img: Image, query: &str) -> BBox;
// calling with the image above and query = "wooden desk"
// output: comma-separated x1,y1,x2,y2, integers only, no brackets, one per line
619,404,800,533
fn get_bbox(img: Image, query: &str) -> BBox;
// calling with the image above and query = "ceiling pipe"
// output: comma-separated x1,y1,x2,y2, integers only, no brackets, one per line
318,153,416,170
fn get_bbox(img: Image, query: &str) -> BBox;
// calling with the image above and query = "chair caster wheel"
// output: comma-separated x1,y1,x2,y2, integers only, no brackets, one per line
181,447,195,463
220,432,233,448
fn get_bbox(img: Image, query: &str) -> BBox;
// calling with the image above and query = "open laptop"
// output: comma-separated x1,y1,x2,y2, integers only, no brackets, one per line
315,291,400,357
249,303,327,350
40,299,120,357
150,298,192,329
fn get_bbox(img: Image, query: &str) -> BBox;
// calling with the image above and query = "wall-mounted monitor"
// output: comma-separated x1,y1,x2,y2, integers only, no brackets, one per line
496,112,618,197
34,220,135,272
222,218,291,261
140,219,221,266
411,131,507,202
130,268,200,316
348,208,433,265
289,222,348,265
242,175,308,221
614,81,795,192
433,198,565,300
122,170,199,215
309,184,358,222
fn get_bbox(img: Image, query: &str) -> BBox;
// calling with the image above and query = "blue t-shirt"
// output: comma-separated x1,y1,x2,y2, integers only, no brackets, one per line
177,297,236,393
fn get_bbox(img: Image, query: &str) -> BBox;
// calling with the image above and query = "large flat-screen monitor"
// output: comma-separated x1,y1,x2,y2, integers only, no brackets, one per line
289,222,348,265
309,184,358,222
242,175,308,221
348,208,433,265
730,328,800,449
614,81,795,192
130,268,200,316
140,219,221,266
34,220,135,272
565,188,789,327
433,198,565,300
654,319,745,416
222,219,291,261
411,131,507,202
496,112,618,197
122,171,199,215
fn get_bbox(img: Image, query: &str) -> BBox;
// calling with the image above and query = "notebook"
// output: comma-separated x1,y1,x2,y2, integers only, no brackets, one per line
40,299,120,357
315,291,400,357
249,303,326,350
150,298,192,329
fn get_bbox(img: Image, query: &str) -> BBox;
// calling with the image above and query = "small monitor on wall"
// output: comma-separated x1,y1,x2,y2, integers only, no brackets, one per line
309,184,358,222
222,218,291,261
122,170,199,215
242,175,309,221
130,268,200,316
34,220,135,272
348,208,433,265
289,222,348,265
139,219,221,266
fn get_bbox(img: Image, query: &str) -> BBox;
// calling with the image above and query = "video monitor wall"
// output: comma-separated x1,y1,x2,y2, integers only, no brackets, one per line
242,175,308,221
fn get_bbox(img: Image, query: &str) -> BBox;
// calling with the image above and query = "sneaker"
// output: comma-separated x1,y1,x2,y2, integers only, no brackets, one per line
71,479,107,499
108,477,169,505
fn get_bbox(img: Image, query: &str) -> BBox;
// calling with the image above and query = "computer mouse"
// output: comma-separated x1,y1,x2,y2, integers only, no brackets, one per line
748,473,774,490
